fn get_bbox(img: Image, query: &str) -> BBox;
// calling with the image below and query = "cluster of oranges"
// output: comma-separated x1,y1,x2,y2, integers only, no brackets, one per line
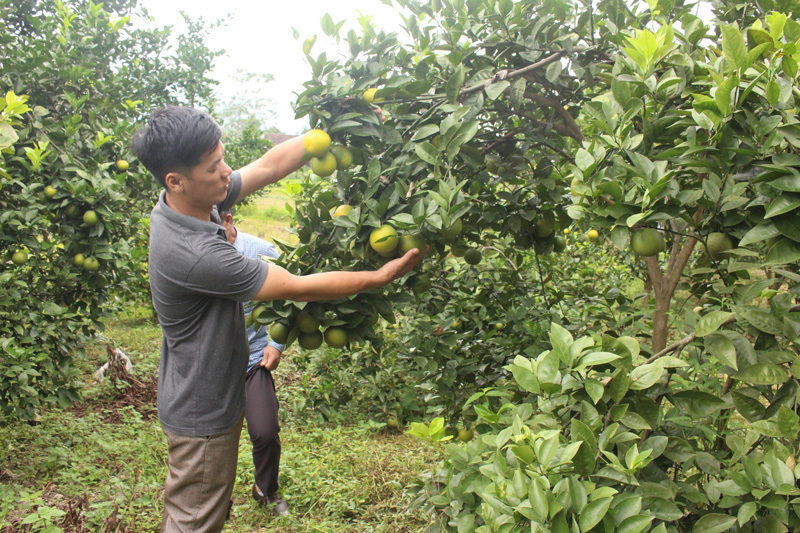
303,130,353,178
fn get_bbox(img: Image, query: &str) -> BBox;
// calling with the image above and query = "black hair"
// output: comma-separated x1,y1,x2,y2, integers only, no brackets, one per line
131,106,222,188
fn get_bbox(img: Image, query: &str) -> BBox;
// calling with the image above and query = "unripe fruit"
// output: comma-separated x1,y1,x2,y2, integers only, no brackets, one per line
44,185,57,198
330,145,353,170
303,129,331,157
586,229,599,242
631,228,666,257
83,256,100,271
369,224,399,256
310,152,337,177
324,327,348,348
440,219,463,242
298,330,323,350
399,234,426,255
11,250,28,265
704,232,734,260
463,248,482,265
83,210,99,226
296,311,320,334
269,322,291,344
410,273,432,294
458,428,474,442
534,219,554,239
73,253,85,267
553,236,567,253
450,242,468,257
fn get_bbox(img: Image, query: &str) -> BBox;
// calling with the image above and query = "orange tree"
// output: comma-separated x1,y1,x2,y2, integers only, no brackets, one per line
0,0,221,420
261,0,800,530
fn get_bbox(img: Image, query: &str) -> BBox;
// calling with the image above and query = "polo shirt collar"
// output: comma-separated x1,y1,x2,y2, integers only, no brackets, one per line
156,190,226,237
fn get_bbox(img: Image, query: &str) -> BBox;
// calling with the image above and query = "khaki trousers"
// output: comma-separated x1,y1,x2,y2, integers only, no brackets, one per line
161,415,244,533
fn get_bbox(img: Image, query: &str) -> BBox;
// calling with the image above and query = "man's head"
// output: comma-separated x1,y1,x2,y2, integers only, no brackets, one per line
219,210,237,245
131,106,223,188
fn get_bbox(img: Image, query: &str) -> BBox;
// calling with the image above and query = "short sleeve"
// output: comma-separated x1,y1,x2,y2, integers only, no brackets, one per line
184,238,269,302
217,171,242,212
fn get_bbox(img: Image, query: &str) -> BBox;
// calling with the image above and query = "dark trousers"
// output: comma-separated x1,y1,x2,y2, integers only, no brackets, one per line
245,366,281,497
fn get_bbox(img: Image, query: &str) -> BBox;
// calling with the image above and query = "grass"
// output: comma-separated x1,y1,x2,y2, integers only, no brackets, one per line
235,185,299,246
0,190,441,531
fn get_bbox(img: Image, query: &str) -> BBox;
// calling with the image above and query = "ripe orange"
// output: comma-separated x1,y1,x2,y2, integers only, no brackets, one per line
369,225,399,256
303,129,331,157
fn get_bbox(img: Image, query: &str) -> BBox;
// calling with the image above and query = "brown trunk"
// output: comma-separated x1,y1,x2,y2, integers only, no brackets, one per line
643,214,703,354
652,288,671,353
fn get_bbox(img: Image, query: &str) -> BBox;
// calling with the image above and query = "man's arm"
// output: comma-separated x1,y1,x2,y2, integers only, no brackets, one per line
252,248,426,302
236,135,307,202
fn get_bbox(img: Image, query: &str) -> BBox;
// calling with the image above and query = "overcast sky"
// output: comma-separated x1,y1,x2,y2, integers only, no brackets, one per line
137,0,404,134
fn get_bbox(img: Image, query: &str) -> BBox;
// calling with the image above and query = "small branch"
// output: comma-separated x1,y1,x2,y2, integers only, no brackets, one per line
484,245,524,281
643,304,800,365
524,90,584,142
459,51,567,97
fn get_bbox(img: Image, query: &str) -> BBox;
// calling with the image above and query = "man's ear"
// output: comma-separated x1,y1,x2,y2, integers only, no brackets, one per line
164,172,185,193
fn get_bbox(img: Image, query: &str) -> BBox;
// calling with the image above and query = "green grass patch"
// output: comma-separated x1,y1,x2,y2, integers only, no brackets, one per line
235,185,299,246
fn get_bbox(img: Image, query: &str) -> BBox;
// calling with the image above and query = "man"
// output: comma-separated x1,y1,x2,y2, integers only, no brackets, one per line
219,210,289,517
132,105,425,532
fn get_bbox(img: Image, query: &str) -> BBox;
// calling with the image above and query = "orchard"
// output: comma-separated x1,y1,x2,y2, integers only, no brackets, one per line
0,0,799,530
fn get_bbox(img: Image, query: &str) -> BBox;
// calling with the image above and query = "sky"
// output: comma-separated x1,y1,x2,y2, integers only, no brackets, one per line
137,0,405,134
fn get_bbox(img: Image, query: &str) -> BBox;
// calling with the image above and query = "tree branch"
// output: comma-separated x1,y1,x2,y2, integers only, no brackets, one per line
458,51,567,97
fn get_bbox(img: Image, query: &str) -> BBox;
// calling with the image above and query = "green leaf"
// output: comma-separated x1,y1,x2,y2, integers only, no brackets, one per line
771,174,800,192
765,193,800,218
411,125,439,141
617,515,655,533
766,80,781,105
732,364,789,385
732,390,766,421
705,333,738,369
579,497,613,531
528,478,549,521
575,351,620,371
695,311,734,337
735,306,783,335
446,64,465,103
692,513,737,533
740,223,780,246
415,142,440,165
510,78,526,108
585,378,604,404
630,364,664,390
484,80,509,101
738,501,757,526
766,240,800,265
722,24,747,70
715,75,738,115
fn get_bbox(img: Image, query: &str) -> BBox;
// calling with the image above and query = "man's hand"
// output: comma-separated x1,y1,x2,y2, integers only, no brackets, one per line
376,246,429,284
261,346,282,371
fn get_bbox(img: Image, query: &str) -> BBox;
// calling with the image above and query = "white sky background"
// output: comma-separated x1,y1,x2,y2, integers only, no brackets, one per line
136,0,405,134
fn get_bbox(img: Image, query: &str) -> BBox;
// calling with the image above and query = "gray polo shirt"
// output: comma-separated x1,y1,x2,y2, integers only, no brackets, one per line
149,171,269,437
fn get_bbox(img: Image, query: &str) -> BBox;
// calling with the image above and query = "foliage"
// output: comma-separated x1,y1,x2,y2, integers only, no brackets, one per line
0,0,220,420
415,321,800,531
275,0,800,529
